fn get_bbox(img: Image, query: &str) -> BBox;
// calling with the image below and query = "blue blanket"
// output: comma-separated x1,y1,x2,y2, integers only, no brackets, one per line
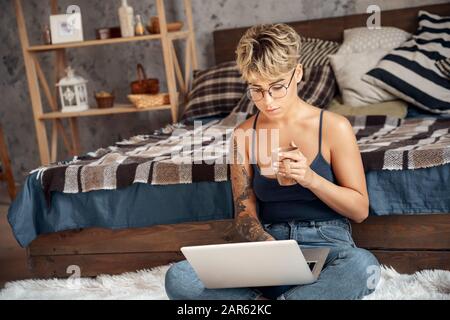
8,163,450,247
8,171,233,247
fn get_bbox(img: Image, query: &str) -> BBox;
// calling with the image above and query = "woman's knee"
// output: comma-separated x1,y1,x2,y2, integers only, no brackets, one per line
344,248,381,295
165,260,197,300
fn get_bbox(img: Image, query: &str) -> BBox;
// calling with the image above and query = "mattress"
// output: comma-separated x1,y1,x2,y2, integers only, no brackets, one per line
8,113,450,247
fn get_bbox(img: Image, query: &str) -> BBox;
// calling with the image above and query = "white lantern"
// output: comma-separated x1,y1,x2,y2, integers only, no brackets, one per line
56,66,89,112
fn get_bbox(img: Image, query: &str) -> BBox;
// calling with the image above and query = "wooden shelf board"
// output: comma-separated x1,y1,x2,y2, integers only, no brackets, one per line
168,30,190,40
38,103,171,119
28,31,189,52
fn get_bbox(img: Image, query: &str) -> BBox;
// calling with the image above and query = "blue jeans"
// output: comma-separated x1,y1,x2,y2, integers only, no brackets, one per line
165,218,380,300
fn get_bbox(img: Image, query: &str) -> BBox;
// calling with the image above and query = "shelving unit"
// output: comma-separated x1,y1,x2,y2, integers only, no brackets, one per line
14,0,198,165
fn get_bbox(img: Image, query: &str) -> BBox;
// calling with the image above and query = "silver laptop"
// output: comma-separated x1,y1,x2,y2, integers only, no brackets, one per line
180,240,329,289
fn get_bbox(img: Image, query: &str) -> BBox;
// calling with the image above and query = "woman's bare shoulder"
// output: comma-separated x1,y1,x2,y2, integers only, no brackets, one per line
324,110,352,129
323,110,355,143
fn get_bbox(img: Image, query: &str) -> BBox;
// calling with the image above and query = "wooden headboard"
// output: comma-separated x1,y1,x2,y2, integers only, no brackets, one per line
213,3,450,64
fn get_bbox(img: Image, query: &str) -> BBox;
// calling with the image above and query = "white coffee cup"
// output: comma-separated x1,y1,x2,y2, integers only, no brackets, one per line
272,146,298,186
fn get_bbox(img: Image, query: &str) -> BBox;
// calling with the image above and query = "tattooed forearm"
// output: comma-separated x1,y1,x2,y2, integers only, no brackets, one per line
234,164,251,214
231,134,275,242
234,213,275,241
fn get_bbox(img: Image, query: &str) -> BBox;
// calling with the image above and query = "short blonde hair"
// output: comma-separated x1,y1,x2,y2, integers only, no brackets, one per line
235,23,301,82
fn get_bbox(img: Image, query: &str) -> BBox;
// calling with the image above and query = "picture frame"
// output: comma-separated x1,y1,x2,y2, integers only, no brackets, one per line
49,12,84,44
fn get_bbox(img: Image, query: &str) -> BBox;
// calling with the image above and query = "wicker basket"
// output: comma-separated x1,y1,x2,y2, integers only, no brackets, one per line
95,95,115,108
128,93,170,109
94,91,115,108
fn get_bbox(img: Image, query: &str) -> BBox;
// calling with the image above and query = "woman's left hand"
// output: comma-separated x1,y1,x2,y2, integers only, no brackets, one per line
275,141,317,188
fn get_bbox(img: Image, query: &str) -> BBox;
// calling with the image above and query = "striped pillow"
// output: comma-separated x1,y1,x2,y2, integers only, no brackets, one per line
363,10,450,114
231,64,337,117
436,57,450,78
298,37,340,68
182,61,246,120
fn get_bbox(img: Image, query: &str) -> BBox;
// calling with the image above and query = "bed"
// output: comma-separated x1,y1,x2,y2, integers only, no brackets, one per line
8,3,450,278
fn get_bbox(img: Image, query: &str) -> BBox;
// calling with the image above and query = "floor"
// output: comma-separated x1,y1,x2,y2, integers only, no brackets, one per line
0,183,32,289
1,182,449,299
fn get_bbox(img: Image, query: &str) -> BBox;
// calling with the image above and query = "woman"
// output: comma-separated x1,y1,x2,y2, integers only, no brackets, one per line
165,23,380,300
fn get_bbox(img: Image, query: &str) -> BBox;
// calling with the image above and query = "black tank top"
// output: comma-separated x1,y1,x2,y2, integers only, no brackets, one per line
251,109,341,223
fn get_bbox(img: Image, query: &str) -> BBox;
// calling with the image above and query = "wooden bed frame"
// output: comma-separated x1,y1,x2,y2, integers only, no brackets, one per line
26,3,450,278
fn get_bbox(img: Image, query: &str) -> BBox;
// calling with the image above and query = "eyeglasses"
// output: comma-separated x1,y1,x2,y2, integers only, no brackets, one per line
246,69,296,102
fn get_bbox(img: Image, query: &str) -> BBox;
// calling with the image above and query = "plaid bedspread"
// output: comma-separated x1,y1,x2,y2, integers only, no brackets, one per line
350,115,450,171
34,113,450,200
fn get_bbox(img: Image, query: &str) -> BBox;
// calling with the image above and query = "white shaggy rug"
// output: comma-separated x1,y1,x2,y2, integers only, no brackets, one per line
1,265,449,300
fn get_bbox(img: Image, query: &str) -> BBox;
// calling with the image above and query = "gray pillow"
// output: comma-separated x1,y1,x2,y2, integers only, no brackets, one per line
329,50,396,107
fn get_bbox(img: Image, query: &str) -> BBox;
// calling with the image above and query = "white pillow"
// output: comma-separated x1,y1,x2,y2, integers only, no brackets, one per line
329,50,396,107
338,27,411,54
329,26,411,107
